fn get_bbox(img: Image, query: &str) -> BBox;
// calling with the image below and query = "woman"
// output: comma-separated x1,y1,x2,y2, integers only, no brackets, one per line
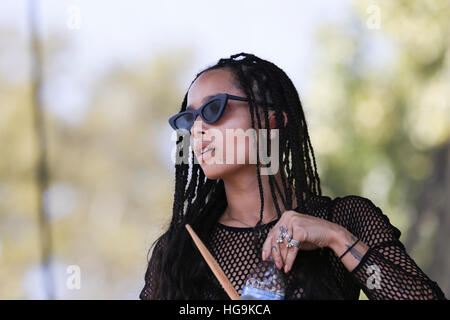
140,52,446,300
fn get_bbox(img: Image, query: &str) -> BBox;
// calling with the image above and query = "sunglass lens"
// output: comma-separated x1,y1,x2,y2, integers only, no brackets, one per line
202,99,222,122
174,113,194,130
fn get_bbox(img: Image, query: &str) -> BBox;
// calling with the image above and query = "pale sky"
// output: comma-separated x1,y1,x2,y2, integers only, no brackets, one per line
1,0,354,123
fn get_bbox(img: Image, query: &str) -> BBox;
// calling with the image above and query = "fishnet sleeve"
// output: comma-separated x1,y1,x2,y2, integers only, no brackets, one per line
331,195,446,300
139,234,166,300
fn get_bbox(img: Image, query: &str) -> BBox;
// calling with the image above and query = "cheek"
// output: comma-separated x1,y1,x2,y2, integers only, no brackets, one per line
219,115,257,163
193,110,256,169
219,130,257,166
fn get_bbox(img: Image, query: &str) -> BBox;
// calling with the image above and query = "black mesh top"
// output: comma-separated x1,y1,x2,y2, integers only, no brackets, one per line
140,194,446,300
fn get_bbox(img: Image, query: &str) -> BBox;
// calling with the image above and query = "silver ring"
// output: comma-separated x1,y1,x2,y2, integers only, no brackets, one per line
287,239,301,248
277,226,289,243
280,226,289,239
276,234,284,243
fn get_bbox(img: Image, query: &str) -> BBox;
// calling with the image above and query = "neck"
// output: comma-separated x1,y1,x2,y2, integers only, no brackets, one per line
221,165,300,226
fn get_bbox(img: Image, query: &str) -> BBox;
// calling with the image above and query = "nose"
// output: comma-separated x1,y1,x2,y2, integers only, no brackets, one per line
190,115,207,137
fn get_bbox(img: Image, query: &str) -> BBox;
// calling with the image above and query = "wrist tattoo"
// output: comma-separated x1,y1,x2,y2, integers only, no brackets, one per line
347,244,363,261
345,235,363,261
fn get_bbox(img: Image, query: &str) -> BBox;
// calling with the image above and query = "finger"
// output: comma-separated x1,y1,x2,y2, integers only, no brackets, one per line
262,234,273,261
280,224,293,266
284,226,304,273
284,244,299,273
271,236,283,269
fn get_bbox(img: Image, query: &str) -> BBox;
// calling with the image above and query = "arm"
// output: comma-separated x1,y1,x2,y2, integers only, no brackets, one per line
329,229,369,273
329,196,446,300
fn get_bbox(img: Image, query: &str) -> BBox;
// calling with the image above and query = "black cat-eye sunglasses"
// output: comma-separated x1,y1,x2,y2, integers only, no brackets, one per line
168,93,249,132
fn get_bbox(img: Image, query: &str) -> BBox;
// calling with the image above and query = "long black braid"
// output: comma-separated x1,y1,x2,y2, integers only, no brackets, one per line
149,52,343,299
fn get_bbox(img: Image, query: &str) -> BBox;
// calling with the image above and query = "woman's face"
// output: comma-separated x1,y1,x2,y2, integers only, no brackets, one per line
187,68,270,180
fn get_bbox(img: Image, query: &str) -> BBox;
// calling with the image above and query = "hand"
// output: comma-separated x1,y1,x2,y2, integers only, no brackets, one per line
261,210,344,273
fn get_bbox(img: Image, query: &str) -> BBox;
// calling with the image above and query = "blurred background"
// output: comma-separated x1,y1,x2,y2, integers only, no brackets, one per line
0,0,449,299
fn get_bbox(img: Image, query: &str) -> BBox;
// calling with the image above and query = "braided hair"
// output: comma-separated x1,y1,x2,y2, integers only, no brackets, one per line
151,52,342,299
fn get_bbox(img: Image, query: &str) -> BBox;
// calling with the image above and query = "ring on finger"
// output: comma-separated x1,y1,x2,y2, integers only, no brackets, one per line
276,226,288,243
286,238,301,248
277,226,290,243
276,233,285,243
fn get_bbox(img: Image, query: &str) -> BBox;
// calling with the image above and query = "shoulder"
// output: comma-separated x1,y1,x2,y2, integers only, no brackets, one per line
331,194,378,212
330,194,402,239
301,192,333,220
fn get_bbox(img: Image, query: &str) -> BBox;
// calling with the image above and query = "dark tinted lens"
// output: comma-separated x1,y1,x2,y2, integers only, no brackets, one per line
174,113,194,130
202,99,222,122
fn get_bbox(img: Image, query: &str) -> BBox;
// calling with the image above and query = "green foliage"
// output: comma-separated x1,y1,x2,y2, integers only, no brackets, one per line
0,32,195,297
305,0,450,297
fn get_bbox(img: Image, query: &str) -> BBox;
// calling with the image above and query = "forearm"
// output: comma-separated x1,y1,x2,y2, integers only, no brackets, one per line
327,226,446,299
328,226,369,273
325,196,446,299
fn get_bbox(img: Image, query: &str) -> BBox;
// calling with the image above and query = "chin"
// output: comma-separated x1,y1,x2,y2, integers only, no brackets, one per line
200,163,244,180
195,148,251,180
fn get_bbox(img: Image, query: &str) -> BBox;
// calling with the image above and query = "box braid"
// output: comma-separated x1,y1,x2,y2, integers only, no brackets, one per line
151,52,342,299
220,53,323,245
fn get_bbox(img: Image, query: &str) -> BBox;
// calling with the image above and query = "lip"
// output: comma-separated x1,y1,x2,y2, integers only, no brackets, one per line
196,140,215,155
201,140,214,150
201,147,215,154
200,147,215,161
